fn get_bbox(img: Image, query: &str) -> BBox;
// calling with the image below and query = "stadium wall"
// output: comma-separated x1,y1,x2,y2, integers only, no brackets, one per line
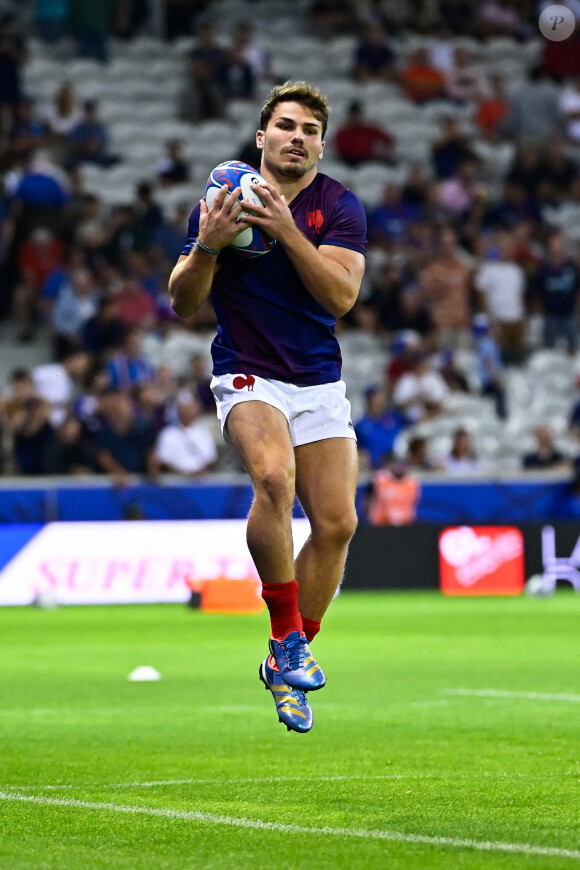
0,475,576,524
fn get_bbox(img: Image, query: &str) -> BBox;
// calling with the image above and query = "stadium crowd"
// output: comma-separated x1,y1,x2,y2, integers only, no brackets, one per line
2,0,580,510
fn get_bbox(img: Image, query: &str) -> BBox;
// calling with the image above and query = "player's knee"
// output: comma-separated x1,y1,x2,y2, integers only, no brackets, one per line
313,508,358,546
255,465,295,510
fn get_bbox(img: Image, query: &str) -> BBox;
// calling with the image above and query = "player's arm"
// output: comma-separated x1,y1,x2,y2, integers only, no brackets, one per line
242,183,365,318
169,185,248,318
285,233,365,318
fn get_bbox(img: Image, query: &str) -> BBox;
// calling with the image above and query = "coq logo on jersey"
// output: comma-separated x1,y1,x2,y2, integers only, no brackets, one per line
307,210,324,232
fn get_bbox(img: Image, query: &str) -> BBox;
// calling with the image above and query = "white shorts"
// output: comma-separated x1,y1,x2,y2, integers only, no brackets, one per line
210,373,356,448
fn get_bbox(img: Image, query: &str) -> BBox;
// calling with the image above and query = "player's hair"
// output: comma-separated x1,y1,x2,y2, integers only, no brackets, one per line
259,81,330,138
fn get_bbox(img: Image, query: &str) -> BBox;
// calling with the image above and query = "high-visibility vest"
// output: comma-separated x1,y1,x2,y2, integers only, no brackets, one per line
368,469,420,526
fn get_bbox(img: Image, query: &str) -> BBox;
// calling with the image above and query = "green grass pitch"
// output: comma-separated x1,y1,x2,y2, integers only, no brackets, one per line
1,591,579,869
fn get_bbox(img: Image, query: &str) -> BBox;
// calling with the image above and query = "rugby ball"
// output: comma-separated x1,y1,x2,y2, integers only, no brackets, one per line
205,160,276,257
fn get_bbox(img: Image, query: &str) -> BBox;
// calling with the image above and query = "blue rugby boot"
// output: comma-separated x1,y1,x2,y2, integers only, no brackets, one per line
259,656,313,733
268,631,326,692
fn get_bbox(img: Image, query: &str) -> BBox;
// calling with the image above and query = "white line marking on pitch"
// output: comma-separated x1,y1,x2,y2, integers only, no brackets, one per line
6,774,441,791
0,791,578,861
443,689,580,703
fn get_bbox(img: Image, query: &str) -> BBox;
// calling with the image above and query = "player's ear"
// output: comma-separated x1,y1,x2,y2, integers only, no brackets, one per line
256,129,265,149
319,140,325,160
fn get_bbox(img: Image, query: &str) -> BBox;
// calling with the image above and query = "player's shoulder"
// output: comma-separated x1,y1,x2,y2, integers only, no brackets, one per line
311,172,366,218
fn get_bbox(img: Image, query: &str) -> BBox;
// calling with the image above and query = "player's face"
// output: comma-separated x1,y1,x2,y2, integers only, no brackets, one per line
257,102,325,180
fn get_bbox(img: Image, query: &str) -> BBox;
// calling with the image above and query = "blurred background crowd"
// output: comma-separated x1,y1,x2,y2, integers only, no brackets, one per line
2,0,580,513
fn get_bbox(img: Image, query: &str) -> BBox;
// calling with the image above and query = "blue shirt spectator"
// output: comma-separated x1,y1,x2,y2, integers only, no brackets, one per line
355,384,405,469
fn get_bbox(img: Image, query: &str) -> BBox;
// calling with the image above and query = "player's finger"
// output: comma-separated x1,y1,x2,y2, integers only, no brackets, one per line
252,182,273,197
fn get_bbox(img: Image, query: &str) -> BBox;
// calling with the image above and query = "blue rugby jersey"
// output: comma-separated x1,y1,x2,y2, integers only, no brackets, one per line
181,173,367,385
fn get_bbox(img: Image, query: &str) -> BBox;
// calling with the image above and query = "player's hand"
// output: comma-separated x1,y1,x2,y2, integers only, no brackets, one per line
240,182,295,243
198,184,250,251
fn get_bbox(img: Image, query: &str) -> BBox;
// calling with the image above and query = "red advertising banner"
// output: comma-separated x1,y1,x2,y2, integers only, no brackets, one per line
439,526,525,596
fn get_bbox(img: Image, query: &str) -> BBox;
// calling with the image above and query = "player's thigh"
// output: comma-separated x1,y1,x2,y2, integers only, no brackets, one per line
226,400,296,484
294,437,359,532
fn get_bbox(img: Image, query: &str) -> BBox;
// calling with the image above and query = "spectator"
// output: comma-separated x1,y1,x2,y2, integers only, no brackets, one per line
308,0,361,39
378,283,437,345
40,245,88,322
134,182,164,238
111,275,157,330
399,47,446,104
386,330,423,386
436,157,485,220
179,20,226,122
444,427,481,475
431,115,477,180
2,368,53,475
542,29,580,82
236,135,262,170
81,295,127,362
0,13,27,128
476,0,523,39
93,388,158,484
152,203,190,266
367,457,421,526
105,327,155,392
427,24,456,74
182,352,215,412
216,44,256,101
419,226,473,345
156,139,190,187
522,424,568,470
471,313,507,419
230,21,271,81
437,348,470,393
501,66,563,144
540,140,579,202
163,0,200,42
7,97,51,162
474,230,527,364
333,100,396,167
32,349,92,426
354,383,405,470
391,349,450,425
51,265,99,359
473,74,508,142
153,389,217,475
505,143,544,201
13,226,65,342
532,231,580,353
401,164,432,210
101,205,149,269
445,48,491,105
114,0,150,40
69,0,118,63
41,413,99,474
65,99,118,169
406,434,443,471
483,180,542,231
438,0,474,36
368,184,423,247
132,380,169,434
41,82,83,158
35,0,70,44
353,21,397,84
11,151,71,239
560,75,580,145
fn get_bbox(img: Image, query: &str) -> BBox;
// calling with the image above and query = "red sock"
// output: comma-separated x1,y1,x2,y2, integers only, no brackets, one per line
261,579,302,640
302,616,321,643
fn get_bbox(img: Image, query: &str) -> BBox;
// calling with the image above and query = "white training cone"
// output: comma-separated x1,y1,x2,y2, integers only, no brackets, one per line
128,666,162,682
